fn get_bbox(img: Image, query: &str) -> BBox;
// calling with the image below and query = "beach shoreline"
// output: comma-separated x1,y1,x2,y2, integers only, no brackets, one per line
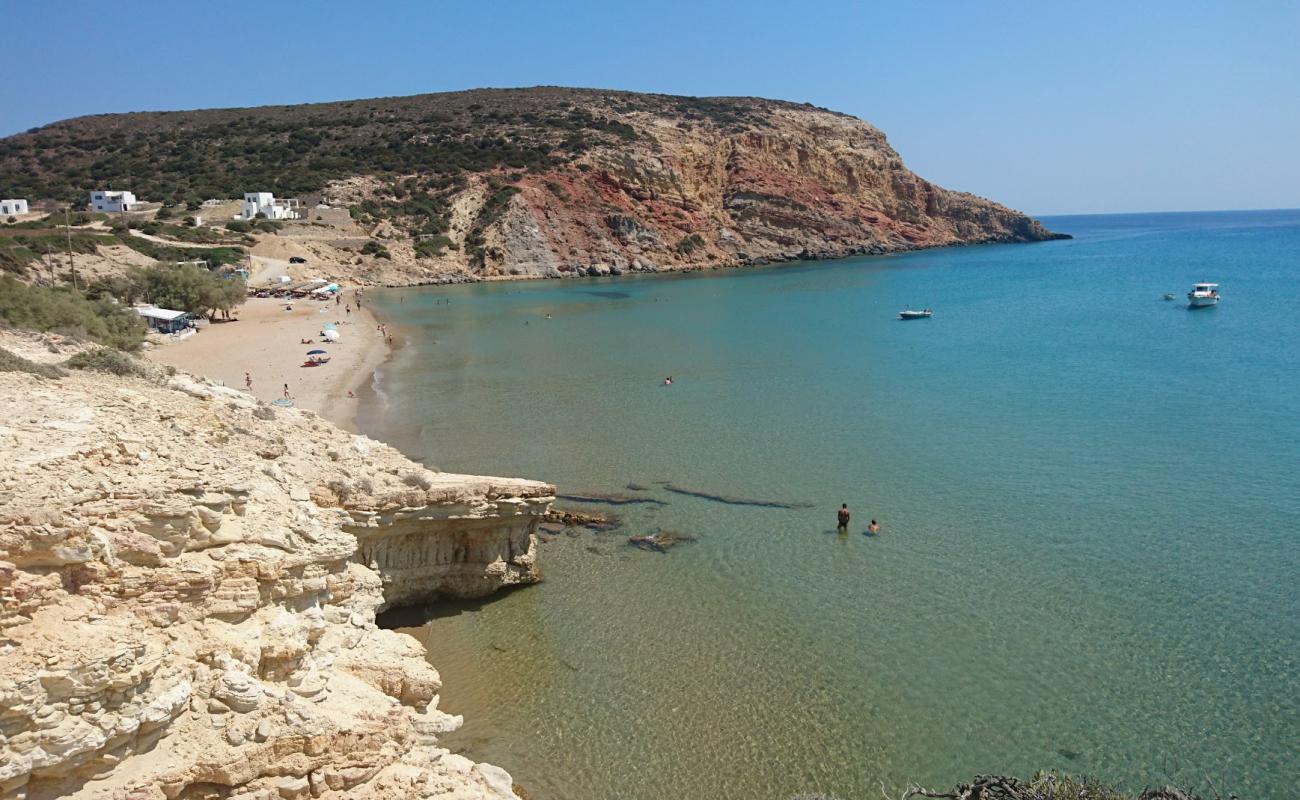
144,294,390,431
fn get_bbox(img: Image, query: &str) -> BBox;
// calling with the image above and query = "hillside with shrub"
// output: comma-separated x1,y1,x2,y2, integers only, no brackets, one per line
0,87,1067,283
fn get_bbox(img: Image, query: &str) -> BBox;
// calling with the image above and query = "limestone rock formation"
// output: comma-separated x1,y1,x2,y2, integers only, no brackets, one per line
0,355,553,799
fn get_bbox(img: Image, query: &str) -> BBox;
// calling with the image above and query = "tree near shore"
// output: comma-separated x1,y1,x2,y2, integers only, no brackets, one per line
130,263,246,322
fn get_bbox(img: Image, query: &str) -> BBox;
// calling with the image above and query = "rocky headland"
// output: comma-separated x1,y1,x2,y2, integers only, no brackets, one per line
0,333,553,799
1,88,1068,287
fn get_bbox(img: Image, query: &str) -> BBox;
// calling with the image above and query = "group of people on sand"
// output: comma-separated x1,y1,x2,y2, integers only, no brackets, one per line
837,504,880,535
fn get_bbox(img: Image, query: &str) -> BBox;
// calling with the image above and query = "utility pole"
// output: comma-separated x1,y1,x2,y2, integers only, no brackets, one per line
43,240,55,287
64,207,77,289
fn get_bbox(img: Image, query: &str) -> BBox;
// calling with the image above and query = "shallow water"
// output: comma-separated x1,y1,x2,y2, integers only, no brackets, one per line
359,210,1300,799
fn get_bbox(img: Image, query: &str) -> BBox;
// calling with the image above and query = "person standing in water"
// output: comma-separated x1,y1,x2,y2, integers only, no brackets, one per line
868,519,880,534
837,504,851,531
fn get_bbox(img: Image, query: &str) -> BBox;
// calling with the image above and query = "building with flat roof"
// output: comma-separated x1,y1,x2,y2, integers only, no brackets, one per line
90,190,137,213
134,306,192,334
239,192,300,220
1,199,28,216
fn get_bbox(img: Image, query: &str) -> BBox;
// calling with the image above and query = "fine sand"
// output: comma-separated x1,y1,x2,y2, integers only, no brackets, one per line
145,294,390,430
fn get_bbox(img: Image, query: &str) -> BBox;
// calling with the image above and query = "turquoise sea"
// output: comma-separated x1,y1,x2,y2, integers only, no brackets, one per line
360,210,1299,800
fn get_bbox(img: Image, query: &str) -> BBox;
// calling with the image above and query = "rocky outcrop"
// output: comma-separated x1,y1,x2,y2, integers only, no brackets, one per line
2,88,1066,289
0,357,553,799
321,93,1070,283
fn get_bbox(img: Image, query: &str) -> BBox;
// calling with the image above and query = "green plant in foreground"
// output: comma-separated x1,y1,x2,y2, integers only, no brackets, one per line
0,276,146,350
65,348,147,378
0,346,66,379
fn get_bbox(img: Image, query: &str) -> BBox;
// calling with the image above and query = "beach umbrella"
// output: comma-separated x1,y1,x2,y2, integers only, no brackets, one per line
322,330,340,342
306,349,327,355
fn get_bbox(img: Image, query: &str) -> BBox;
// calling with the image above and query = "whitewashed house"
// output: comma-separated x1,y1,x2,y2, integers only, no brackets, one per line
89,190,137,212
1,199,29,216
239,192,300,220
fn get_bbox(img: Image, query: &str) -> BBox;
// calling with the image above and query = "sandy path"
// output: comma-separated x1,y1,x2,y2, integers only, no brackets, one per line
144,294,389,431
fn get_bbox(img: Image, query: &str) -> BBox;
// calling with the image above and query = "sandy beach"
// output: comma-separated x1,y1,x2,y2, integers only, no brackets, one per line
145,294,390,430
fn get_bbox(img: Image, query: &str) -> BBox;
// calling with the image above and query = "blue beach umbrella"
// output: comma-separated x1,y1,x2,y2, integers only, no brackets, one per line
306,349,327,354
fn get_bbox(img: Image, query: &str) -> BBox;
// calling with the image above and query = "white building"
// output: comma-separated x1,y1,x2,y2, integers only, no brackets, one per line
239,192,300,221
89,190,137,212
0,199,28,216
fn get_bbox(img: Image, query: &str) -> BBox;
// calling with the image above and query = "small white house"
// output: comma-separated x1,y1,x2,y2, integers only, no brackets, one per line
239,192,300,221
1,199,29,216
90,190,137,213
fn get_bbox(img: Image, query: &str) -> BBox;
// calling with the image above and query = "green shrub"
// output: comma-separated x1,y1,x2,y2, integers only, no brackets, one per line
0,276,146,350
0,346,66,379
415,235,454,258
675,234,705,255
65,347,147,377
360,240,391,259
226,220,251,233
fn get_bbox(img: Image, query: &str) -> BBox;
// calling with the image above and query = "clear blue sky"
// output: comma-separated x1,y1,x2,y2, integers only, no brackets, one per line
1,0,1296,215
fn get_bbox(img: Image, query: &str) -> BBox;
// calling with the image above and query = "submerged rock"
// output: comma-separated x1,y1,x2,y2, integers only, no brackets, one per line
661,483,813,509
544,506,621,531
557,491,667,506
629,530,696,553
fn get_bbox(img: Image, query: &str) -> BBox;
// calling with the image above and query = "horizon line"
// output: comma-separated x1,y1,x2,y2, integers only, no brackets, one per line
1035,206,1299,218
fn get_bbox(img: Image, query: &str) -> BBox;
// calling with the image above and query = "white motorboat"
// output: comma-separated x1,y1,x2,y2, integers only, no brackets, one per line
1187,282,1220,308
898,309,933,320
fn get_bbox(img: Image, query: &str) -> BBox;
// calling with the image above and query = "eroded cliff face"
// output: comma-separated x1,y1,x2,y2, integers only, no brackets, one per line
324,93,1067,282
0,357,553,799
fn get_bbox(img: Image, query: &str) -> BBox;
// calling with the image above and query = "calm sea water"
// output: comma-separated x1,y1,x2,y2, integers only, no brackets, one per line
359,210,1299,800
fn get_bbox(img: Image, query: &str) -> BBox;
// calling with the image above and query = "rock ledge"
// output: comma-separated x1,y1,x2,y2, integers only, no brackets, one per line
0,359,553,800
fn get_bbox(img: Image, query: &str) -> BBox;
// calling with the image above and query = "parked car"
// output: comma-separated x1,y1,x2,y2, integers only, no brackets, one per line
289,256,307,264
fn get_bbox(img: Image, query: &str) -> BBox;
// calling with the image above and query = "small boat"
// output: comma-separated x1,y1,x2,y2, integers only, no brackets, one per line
898,309,933,320
1187,282,1220,308
1163,293,1177,301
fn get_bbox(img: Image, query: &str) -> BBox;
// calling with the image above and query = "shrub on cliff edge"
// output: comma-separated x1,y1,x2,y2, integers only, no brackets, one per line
0,346,66,379
0,276,147,351
65,348,148,378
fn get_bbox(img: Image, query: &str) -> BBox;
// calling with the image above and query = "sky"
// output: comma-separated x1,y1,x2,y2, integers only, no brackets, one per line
1,0,1296,215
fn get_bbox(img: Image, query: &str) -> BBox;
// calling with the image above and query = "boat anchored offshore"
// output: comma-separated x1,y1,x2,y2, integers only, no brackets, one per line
899,309,933,320
1187,282,1220,308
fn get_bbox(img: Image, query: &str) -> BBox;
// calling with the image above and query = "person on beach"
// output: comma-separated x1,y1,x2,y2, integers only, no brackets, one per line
335,294,340,306
345,305,351,316
244,372,252,392
837,504,850,531
283,383,290,400
868,519,880,534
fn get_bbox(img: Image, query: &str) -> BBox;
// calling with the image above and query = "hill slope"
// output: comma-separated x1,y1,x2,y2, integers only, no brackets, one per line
0,87,1067,281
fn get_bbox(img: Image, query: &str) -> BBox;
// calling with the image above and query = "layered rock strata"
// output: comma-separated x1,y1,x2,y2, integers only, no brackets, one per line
0,359,553,799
